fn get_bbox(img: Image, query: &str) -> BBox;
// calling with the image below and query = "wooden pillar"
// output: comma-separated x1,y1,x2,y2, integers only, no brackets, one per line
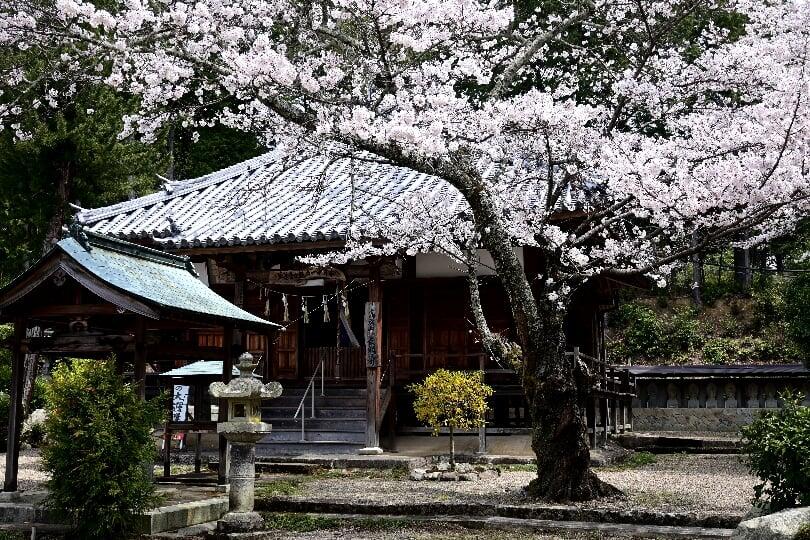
134,318,147,401
232,280,245,352
364,267,383,450
163,381,172,478
599,397,608,446
4,319,25,492
218,324,234,486
265,329,275,381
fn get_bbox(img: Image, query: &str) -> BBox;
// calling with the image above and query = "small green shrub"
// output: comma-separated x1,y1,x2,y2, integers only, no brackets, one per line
43,359,164,539
410,370,492,468
741,391,810,510
670,308,703,352
702,338,731,364
702,280,737,306
611,303,667,360
752,282,786,329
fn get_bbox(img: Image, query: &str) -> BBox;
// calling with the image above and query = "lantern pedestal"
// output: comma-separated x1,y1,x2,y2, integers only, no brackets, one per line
215,427,269,532
209,353,283,534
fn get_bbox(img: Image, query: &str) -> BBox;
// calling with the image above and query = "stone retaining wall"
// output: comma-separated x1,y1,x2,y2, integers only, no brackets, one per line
633,407,760,432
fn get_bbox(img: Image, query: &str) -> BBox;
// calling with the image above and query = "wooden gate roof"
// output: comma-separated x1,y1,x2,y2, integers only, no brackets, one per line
0,226,277,330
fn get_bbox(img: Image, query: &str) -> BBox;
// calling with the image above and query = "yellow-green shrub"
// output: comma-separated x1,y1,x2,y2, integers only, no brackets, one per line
409,369,492,468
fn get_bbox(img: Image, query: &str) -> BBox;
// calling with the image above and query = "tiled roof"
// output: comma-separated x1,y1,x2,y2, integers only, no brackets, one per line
77,151,467,249
628,364,810,378
0,229,276,328
161,360,254,378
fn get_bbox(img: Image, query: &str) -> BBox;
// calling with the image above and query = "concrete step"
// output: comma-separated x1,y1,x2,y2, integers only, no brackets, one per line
263,406,366,419
265,418,366,431
256,441,366,456
261,429,366,443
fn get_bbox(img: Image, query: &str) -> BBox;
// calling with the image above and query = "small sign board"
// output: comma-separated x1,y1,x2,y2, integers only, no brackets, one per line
172,385,190,422
364,302,378,368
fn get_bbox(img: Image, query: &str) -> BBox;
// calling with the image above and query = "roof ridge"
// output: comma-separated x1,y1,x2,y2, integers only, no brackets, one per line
78,151,278,224
76,230,197,275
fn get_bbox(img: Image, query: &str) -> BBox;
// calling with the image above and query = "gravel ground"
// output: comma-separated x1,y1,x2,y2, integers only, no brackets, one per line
595,454,753,515
0,450,49,491
260,454,755,519
1,450,755,521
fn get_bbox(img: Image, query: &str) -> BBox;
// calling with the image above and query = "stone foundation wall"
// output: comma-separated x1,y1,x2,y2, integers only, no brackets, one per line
633,407,760,432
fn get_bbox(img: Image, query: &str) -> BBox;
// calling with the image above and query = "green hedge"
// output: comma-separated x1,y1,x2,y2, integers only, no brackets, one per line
43,359,164,539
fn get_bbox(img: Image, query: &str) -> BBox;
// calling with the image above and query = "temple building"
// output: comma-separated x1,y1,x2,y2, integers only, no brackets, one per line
73,151,630,454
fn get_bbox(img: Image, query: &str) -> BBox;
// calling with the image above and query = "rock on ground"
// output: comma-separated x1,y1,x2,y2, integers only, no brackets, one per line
731,506,810,540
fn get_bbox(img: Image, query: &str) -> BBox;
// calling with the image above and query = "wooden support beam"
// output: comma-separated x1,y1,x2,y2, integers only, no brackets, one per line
218,324,234,486
364,266,383,450
28,304,121,317
4,319,25,492
163,381,172,478
134,319,147,401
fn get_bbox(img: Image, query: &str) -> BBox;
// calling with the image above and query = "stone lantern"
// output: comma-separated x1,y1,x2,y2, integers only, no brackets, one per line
209,352,282,533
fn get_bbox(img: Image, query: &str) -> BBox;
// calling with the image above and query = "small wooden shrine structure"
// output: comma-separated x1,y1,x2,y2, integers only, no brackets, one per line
0,225,278,491
158,360,256,477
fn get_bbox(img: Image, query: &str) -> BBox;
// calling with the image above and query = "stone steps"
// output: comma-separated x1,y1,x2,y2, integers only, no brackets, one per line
259,386,368,456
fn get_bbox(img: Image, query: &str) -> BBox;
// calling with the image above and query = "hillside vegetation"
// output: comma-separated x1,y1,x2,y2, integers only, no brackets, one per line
606,265,809,366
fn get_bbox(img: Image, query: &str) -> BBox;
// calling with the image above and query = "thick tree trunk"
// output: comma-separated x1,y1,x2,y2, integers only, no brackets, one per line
451,171,618,501
523,313,617,500
354,145,619,501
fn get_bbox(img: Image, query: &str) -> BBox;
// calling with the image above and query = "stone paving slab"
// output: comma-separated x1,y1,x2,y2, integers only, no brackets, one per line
136,496,229,534
256,497,742,529
155,513,735,539
317,512,736,539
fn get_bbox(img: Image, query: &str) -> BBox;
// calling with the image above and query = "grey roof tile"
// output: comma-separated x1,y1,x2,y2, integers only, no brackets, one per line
78,152,466,249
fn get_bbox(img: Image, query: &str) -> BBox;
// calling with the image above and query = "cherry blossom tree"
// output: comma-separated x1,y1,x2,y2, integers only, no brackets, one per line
2,0,809,500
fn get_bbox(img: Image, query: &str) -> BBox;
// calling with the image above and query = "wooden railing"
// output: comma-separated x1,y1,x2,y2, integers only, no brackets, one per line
304,347,365,381
391,352,516,384
567,347,636,448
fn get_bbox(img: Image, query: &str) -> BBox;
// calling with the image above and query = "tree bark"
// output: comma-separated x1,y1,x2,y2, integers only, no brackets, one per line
523,312,617,500
42,161,72,253
452,170,617,501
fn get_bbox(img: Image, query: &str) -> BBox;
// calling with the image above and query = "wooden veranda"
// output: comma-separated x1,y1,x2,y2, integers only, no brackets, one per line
0,226,278,491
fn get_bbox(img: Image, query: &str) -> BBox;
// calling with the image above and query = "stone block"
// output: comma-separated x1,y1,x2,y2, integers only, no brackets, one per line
725,399,738,408
765,399,778,408
731,506,810,540
705,398,718,408
666,399,679,408
633,407,757,432
687,399,700,408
